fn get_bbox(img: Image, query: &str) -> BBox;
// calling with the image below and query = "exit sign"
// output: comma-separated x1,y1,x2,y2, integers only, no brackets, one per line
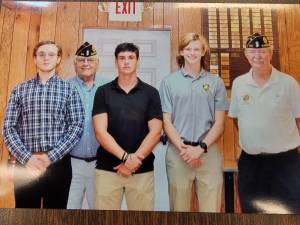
108,2,143,22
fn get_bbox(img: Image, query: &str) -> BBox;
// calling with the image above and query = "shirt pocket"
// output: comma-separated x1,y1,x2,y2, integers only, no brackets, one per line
270,93,290,114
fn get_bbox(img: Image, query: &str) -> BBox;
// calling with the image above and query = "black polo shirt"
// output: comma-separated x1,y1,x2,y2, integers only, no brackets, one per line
92,77,162,173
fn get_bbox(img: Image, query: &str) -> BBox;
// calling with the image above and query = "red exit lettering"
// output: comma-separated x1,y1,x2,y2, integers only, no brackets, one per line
115,1,136,15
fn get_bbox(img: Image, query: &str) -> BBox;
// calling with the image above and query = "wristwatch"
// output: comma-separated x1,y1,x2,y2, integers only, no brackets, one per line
199,141,208,153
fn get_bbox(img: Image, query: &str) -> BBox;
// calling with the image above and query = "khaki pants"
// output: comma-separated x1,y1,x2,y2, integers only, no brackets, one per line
94,169,154,210
166,143,223,212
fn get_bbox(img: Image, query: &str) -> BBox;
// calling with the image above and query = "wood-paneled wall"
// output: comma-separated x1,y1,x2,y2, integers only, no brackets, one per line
0,2,299,209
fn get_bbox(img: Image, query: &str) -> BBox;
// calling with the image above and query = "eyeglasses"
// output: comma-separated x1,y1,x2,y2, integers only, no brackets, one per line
76,57,98,64
36,52,58,58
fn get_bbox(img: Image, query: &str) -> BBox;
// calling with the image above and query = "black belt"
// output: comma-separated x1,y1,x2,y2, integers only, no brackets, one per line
70,155,96,162
182,140,200,146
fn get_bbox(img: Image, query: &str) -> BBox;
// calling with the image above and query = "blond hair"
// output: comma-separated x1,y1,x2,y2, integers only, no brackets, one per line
176,33,210,70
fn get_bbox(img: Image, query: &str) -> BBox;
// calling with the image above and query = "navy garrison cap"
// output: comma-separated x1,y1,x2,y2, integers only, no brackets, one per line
75,42,97,57
246,33,270,48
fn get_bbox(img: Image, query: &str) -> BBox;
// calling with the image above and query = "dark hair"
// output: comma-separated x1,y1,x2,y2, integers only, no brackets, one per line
33,41,62,57
114,42,139,59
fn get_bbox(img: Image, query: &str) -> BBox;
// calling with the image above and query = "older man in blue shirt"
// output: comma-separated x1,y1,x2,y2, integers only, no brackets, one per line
67,42,110,209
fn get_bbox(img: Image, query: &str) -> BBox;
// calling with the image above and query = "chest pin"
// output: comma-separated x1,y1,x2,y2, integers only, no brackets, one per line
203,84,210,91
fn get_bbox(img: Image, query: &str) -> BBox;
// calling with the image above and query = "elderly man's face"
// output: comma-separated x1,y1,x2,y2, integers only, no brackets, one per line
244,47,273,70
74,56,99,79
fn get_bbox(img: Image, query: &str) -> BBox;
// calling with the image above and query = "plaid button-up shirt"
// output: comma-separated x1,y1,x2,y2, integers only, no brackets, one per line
3,75,84,164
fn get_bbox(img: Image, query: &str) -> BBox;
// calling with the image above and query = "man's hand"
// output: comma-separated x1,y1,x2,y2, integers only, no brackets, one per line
180,145,204,164
178,142,188,154
187,158,202,168
124,153,144,171
35,153,51,168
113,163,132,177
26,153,51,177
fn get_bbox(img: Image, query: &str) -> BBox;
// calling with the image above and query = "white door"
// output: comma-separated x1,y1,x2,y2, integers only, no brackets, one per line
84,29,171,211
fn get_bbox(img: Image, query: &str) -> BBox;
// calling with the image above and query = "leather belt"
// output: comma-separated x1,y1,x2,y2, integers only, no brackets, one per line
182,140,200,146
70,155,96,162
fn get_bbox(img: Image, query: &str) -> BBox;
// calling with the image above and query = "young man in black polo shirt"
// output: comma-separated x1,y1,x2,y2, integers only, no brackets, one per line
92,42,163,210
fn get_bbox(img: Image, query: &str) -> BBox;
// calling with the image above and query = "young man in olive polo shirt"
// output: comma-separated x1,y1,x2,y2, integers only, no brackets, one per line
92,42,163,210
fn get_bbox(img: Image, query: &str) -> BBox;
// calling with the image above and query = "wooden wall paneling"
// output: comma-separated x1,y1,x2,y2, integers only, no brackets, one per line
233,118,240,162
0,6,5,38
223,118,236,169
25,8,41,80
108,21,128,29
127,21,138,29
138,5,154,29
55,2,80,79
107,10,127,30
282,5,300,83
7,6,30,99
163,3,179,72
0,5,5,161
0,6,15,163
0,6,29,209
277,7,290,74
39,2,57,42
78,2,98,47
234,172,241,213
288,62,300,83
97,10,108,28
178,6,202,38
284,5,300,48
153,2,163,29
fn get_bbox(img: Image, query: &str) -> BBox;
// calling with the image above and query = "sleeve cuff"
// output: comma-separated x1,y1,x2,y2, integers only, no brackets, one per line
18,151,32,165
47,150,58,163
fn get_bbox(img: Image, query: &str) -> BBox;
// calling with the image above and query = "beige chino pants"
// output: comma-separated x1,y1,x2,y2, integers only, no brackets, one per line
94,169,154,210
166,143,223,212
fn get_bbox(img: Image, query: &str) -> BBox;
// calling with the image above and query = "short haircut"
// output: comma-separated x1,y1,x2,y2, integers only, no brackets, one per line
176,33,210,70
33,41,62,57
114,42,139,59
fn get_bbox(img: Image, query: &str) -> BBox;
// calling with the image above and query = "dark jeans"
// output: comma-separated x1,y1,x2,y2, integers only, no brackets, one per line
238,149,300,213
14,154,72,209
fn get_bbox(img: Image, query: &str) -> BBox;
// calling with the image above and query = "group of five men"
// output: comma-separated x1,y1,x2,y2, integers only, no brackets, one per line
2,32,300,213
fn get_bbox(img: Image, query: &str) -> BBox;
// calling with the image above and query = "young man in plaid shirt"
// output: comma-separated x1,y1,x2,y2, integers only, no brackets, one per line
3,41,84,208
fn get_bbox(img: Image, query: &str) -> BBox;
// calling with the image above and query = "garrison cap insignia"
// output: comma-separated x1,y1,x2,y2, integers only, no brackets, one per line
203,84,210,91
75,42,97,57
246,33,270,48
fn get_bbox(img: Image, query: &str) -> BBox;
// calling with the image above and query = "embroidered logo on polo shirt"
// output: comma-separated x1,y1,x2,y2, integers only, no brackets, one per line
203,84,210,91
243,94,250,102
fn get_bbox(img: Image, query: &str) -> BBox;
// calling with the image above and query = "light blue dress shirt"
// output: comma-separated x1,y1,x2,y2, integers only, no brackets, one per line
68,74,110,158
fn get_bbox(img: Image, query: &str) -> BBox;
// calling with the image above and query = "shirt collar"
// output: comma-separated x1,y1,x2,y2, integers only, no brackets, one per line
112,77,142,92
180,68,207,79
35,73,58,85
74,75,96,90
245,66,279,87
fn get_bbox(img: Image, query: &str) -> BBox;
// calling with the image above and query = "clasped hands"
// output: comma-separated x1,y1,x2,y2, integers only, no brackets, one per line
26,152,51,177
114,153,144,177
179,142,205,168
